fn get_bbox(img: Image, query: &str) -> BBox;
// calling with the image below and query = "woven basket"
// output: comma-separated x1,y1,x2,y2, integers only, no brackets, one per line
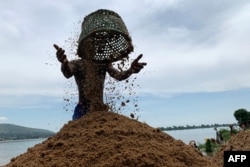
77,9,133,62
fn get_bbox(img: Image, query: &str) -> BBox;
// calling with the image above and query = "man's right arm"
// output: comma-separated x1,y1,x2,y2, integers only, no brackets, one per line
54,44,75,78
61,61,75,78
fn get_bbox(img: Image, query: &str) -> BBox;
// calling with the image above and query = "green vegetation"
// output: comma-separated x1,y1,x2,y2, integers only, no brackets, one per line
0,123,55,141
219,128,236,141
205,139,213,152
198,128,237,156
234,108,250,128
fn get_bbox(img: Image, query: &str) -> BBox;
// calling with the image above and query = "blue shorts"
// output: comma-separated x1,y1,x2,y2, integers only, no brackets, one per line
72,103,88,120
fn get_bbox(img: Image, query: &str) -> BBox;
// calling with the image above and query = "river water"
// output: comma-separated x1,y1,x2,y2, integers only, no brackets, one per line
166,127,217,144
0,128,219,166
0,138,46,166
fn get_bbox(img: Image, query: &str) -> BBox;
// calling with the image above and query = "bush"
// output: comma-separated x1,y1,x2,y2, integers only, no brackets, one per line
205,139,213,152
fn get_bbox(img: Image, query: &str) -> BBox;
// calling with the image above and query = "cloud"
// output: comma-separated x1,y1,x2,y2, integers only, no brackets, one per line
133,1,250,94
1,0,250,132
0,117,7,122
1,0,250,98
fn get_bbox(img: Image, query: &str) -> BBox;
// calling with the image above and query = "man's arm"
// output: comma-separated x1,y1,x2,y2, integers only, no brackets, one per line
54,44,75,78
107,64,133,81
108,54,147,81
61,60,75,78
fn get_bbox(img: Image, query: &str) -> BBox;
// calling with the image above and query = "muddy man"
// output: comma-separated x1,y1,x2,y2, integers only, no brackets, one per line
54,9,146,120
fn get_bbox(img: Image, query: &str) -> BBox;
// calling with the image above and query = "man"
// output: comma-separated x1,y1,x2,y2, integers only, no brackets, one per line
54,43,146,120
54,9,146,120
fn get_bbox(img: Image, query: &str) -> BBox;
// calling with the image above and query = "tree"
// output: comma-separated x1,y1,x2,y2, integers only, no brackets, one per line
234,108,249,126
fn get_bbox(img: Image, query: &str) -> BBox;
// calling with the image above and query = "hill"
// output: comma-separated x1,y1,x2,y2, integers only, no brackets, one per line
6,111,216,167
0,123,55,140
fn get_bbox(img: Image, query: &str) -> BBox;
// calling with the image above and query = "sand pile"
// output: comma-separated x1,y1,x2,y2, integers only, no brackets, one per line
212,129,250,167
6,111,215,167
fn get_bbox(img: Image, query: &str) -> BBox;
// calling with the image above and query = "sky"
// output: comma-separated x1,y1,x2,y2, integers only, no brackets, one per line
1,0,250,132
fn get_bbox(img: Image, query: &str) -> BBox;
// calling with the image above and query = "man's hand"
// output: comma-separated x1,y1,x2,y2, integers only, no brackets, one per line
53,44,67,63
129,54,147,73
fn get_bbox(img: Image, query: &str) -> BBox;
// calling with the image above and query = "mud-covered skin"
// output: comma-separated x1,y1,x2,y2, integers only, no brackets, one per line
66,59,108,111
54,44,146,112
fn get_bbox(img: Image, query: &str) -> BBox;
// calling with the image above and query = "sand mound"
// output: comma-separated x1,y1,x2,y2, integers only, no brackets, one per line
212,129,250,167
6,111,215,167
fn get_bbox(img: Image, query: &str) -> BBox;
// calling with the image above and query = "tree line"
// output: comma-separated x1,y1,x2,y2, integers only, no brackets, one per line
159,108,250,131
159,123,237,131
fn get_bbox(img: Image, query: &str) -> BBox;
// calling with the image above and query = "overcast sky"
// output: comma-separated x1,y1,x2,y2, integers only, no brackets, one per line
1,0,250,132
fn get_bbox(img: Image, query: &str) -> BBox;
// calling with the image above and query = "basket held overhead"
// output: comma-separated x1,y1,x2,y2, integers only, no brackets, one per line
77,9,134,62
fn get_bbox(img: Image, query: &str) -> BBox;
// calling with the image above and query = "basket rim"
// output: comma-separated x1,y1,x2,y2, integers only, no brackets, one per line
84,9,122,21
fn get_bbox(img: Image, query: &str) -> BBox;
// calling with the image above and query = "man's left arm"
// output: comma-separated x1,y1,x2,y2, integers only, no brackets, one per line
108,54,147,81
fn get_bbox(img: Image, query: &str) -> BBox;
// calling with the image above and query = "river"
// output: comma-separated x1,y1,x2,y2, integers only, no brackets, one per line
0,138,46,166
165,127,218,144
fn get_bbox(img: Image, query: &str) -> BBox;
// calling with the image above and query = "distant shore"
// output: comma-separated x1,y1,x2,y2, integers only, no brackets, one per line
0,137,48,142
0,123,55,141
159,123,238,131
